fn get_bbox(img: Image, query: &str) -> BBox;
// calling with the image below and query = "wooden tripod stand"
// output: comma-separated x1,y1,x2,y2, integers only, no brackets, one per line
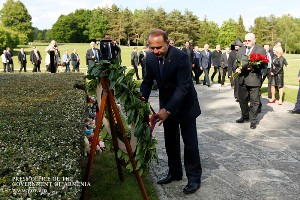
80,76,149,200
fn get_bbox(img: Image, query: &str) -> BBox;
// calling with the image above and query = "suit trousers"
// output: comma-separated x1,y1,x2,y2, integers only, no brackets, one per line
192,67,202,83
219,67,227,85
211,66,221,83
19,62,26,72
163,116,202,184
234,78,239,99
294,85,300,112
203,67,210,85
238,84,260,124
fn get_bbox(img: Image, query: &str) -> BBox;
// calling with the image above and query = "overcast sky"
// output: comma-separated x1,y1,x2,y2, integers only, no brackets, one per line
1,0,300,30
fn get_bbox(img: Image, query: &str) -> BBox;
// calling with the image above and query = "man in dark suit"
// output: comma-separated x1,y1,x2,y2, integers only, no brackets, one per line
99,34,120,61
18,48,27,72
140,29,202,194
5,47,14,73
71,48,80,72
288,70,300,114
138,46,147,79
131,46,140,80
86,41,101,67
30,47,42,72
199,44,213,87
220,47,230,86
211,45,222,83
182,41,194,65
235,33,266,129
228,38,243,100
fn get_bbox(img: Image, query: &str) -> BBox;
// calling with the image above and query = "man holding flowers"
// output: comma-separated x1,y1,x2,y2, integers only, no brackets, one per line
235,33,267,129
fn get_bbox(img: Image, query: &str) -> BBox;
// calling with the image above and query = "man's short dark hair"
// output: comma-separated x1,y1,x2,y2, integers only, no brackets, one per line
148,29,168,42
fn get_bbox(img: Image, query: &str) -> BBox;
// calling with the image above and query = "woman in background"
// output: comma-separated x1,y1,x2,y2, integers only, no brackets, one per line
269,46,288,105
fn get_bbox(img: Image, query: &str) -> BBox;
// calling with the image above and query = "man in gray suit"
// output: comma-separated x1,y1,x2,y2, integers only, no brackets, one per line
235,33,266,129
86,41,101,67
199,44,213,87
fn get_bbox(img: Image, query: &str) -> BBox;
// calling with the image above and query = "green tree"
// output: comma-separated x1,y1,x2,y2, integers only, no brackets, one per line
197,17,219,48
219,18,239,48
86,8,109,41
165,10,187,46
237,15,246,39
183,10,200,45
49,15,74,42
0,0,33,44
277,15,300,53
121,8,134,46
0,25,19,51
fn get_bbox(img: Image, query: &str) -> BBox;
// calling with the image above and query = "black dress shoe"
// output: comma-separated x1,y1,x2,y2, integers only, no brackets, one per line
258,107,262,113
183,182,201,194
250,123,256,129
288,110,300,114
207,85,211,87
157,175,182,184
236,117,249,123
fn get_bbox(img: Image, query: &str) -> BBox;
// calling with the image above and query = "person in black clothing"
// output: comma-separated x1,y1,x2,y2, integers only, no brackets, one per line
228,38,243,100
211,45,222,83
139,46,148,79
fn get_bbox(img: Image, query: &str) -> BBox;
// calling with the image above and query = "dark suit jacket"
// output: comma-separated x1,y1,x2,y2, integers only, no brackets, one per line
99,42,120,60
212,50,222,66
71,53,80,66
199,50,212,69
220,52,229,68
5,51,13,64
236,44,266,86
140,46,201,121
138,51,146,66
182,46,194,64
86,48,100,66
30,51,41,65
227,50,237,76
131,51,138,66
18,52,27,63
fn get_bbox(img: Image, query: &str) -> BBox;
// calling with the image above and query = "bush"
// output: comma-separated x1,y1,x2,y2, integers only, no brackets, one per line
0,73,87,199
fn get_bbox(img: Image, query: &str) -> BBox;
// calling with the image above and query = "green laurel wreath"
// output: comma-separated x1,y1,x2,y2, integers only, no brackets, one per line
86,60,157,175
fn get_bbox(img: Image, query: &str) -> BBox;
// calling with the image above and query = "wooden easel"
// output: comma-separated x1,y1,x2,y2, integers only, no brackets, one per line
80,76,149,200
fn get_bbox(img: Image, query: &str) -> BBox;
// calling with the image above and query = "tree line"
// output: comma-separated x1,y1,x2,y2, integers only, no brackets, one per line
1,0,300,53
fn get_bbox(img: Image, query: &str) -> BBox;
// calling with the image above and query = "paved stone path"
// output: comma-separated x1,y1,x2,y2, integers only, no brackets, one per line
149,82,300,200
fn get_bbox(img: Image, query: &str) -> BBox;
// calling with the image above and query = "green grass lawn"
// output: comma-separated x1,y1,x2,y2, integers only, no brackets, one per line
86,151,159,200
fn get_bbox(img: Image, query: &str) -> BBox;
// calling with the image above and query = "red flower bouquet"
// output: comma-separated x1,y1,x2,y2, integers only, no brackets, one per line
233,52,269,78
248,52,269,69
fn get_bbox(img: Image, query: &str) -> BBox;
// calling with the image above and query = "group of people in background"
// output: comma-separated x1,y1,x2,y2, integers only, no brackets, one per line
1,41,81,73
163,33,294,128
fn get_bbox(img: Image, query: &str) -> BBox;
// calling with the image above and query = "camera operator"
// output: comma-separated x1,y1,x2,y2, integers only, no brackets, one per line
99,34,120,61
45,40,60,73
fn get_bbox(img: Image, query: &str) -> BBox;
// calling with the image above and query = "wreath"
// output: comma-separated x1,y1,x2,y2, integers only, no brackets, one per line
86,59,157,175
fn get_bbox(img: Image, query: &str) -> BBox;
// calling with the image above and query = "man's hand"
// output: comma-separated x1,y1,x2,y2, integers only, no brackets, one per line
155,108,169,126
200,66,203,70
235,68,241,73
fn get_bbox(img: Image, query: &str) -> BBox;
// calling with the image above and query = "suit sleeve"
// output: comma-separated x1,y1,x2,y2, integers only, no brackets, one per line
140,59,154,100
164,54,192,114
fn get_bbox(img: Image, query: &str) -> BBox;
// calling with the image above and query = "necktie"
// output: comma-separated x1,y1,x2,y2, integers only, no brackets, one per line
206,51,208,57
107,43,112,59
246,48,250,55
93,49,98,61
158,57,164,77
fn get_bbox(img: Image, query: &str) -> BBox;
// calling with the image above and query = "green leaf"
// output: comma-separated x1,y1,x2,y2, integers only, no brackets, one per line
117,149,123,158
138,168,144,176
126,163,133,172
